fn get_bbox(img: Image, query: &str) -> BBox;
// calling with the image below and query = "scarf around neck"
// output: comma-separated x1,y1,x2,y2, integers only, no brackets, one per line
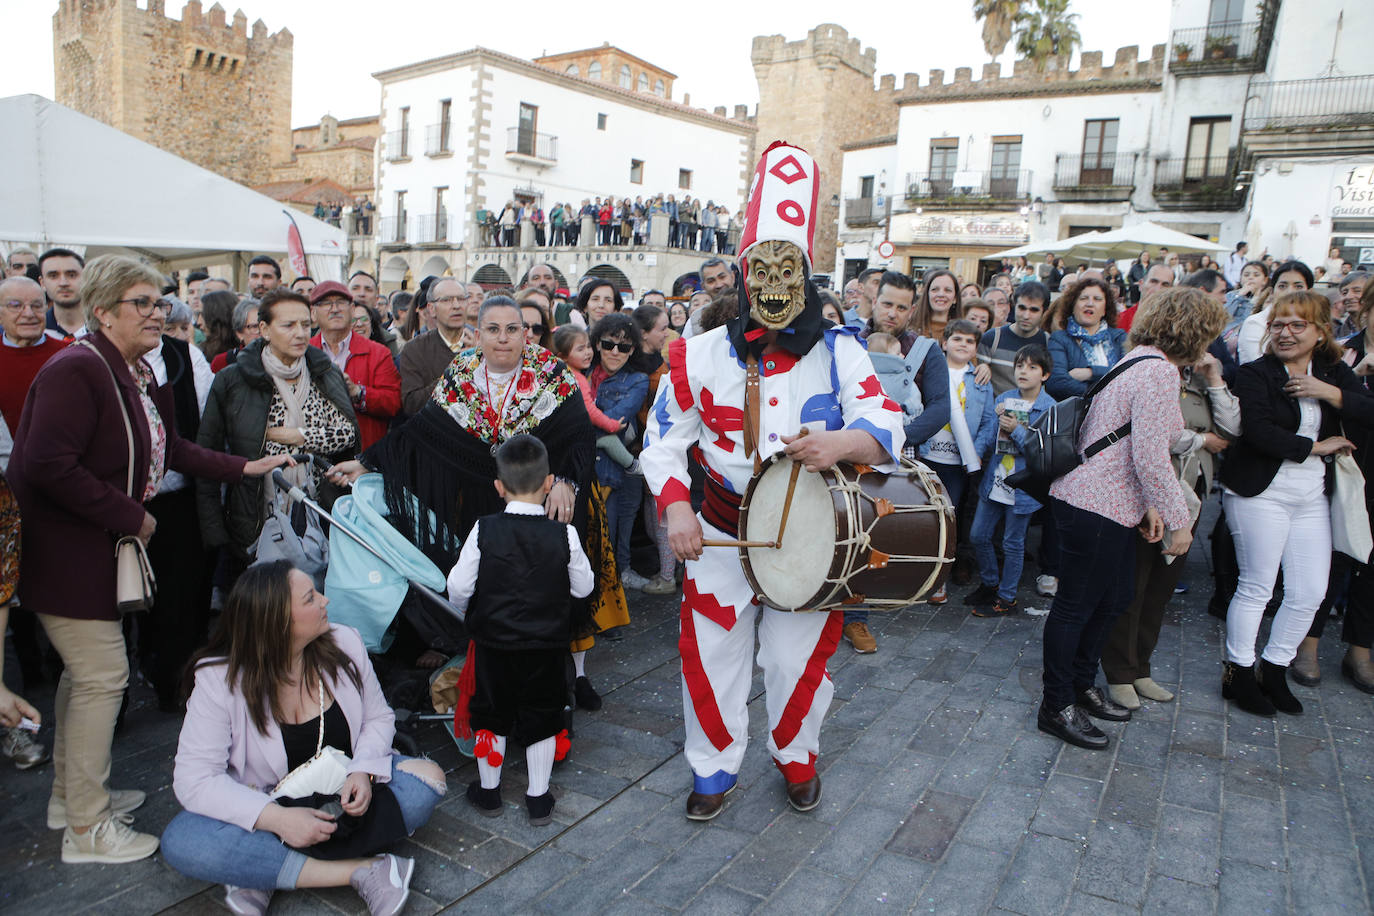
261,347,311,487
1067,317,1115,368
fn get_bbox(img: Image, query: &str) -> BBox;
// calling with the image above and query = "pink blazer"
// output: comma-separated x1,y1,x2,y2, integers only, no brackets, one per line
173,624,396,833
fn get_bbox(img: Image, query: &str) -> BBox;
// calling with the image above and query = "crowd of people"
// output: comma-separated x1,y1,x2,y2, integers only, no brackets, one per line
478,194,743,253
2,225,1373,910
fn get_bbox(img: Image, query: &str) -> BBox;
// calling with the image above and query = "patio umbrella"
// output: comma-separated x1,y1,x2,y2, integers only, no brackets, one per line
985,231,1102,261
1069,221,1228,262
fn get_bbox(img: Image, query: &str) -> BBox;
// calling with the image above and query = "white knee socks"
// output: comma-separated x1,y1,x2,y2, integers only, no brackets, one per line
526,737,556,797
478,734,507,789
572,650,586,678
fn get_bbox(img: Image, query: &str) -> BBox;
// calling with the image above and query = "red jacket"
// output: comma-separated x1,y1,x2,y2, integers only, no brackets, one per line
309,332,401,450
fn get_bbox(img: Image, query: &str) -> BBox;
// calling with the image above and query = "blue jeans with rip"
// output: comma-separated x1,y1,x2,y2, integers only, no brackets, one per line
160,754,443,891
970,497,1032,602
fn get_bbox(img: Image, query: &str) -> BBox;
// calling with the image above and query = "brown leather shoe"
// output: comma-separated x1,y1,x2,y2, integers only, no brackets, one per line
785,775,822,812
686,789,729,821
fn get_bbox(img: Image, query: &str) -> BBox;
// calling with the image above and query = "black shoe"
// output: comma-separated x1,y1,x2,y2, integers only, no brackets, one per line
1257,659,1304,715
964,584,998,607
1075,685,1132,722
1222,661,1275,717
574,676,603,711
1037,702,1109,750
465,781,503,817
526,791,555,826
600,626,625,641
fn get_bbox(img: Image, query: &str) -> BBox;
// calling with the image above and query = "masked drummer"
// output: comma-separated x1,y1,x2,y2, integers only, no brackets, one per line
640,142,906,821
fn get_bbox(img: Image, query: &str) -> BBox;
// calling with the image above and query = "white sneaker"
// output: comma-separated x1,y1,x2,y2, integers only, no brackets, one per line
642,575,677,595
621,569,651,591
1035,575,1059,598
224,885,273,916
48,788,146,829
61,814,159,864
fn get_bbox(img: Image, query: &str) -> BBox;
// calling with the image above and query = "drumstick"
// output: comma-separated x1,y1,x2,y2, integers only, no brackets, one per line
773,429,809,547
702,538,777,548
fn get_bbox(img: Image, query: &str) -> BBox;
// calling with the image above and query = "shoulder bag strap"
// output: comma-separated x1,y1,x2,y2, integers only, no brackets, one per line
743,353,762,474
78,340,137,499
1080,355,1165,460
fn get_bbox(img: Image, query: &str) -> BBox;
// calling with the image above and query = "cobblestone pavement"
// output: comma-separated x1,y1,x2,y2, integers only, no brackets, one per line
4,522,1374,913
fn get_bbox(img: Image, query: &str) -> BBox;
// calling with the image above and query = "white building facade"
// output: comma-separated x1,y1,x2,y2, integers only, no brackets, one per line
372,47,754,294
838,0,1374,282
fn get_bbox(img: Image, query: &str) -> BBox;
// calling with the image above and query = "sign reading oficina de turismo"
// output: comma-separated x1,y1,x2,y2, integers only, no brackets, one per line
1332,163,1374,219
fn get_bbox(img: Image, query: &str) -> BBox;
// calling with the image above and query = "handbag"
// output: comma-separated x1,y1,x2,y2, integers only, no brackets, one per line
78,341,157,613
1331,451,1373,563
271,676,353,800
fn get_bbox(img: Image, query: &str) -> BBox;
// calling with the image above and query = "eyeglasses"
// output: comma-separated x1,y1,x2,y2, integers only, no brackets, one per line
117,296,171,317
482,323,524,338
430,295,466,306
526,323,546,336
1268,319,1310,336
0,299,43,314
599,339,634,354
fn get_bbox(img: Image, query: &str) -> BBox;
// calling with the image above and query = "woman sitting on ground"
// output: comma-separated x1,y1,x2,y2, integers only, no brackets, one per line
162,560,447,916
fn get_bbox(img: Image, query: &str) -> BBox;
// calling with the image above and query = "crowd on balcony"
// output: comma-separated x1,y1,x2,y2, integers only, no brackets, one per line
475,195,744,252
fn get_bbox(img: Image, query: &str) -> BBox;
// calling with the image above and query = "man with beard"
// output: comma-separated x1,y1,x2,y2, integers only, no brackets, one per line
641,142,904,821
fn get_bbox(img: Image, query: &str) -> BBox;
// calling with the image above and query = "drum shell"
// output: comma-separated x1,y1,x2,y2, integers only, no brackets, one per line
738,458,955,612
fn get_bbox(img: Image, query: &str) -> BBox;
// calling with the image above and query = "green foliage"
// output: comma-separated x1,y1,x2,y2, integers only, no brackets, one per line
1012,0,1082,69
972,0,1023,60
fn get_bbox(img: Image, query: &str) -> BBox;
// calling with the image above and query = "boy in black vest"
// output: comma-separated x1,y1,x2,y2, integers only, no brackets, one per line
447,434,595,824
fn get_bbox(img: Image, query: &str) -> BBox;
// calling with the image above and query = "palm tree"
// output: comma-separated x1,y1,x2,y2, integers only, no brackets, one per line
1014,0,1082,70
973,0,1023,62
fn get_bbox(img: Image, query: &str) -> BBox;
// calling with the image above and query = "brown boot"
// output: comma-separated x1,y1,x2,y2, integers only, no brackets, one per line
1342,646,1374,695
1291,637,1321,687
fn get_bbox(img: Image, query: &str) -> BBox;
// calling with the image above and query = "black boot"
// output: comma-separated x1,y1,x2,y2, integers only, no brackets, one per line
1257,659,1304,715
1222,661,1275,717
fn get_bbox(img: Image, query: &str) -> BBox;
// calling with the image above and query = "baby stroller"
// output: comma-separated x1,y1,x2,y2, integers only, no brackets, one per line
267,458,475,757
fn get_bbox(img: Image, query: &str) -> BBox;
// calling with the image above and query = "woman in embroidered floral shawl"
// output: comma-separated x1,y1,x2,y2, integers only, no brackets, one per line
330,297,628,701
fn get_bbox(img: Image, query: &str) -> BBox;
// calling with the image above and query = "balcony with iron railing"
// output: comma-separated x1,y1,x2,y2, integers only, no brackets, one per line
902,170,1032,209
425,123,454,157
844,197,890,226
506,127,558,166
1242,75,1374,156
1152,154,1247,210
1169,19,1265,74
1052,152,1139,201
378,215,407,246
383,129,412,162
413,213,457,245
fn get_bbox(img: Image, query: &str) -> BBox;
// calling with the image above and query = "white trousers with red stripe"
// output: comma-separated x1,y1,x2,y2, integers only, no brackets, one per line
679,520,841,787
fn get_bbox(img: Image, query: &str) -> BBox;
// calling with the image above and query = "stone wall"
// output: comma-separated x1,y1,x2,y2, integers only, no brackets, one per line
53,0,292,187
750,24,899,268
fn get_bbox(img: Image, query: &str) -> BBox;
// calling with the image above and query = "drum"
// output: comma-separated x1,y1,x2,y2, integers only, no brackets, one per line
736,456,955,612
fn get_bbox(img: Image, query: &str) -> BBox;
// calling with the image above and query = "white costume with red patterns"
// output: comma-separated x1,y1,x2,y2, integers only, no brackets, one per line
641,326,904,792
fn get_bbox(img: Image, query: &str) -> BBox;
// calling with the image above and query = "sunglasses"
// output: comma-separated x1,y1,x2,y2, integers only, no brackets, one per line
526,323,547,336
599,339,634,354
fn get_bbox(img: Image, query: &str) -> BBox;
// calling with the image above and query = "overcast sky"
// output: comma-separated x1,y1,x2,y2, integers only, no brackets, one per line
4,0,1167,126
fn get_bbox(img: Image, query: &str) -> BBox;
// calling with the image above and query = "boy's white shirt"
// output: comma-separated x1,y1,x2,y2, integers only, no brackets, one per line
445,499,595,613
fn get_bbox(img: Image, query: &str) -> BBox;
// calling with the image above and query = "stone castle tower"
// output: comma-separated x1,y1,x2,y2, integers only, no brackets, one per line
52,0,293,187
751,24,899,270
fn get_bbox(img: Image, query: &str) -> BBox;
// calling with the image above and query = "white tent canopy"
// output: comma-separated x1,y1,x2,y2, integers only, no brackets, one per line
987,222,1226,264
0,94,346,279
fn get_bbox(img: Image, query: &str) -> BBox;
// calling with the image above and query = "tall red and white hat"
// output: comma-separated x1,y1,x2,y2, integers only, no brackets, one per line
738,140,820,274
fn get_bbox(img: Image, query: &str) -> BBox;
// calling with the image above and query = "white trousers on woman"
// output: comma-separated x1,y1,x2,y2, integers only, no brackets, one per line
1223,485,1331,666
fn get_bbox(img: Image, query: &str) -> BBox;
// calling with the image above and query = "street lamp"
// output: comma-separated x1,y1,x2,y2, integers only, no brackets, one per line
1032,196,1045,225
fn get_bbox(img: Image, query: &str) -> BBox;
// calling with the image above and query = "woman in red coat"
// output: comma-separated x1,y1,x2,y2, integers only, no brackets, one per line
7,255,290,865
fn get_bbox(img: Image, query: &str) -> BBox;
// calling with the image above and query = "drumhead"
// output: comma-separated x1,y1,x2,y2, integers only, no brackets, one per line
742,458,836,610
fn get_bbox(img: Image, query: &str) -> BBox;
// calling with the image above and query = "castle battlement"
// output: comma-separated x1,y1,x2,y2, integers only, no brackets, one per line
894,44,1167,102
53,0,292,187
751,24,877,78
